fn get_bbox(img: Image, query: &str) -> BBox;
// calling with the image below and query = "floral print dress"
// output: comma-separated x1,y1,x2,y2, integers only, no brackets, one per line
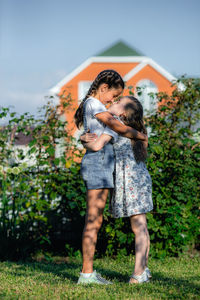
110,135,153,218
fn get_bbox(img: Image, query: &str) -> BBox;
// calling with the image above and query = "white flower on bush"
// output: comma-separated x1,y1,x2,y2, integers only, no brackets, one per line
8,211,12,220
6,167,20,175
0,165,3,174
0,162,28,175
19,162,28,170
180,233,186,238
62,217,67,224
12,167,20,175
6,168,13,174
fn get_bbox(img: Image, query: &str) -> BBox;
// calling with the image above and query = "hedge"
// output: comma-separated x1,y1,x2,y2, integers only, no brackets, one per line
0,77,199,260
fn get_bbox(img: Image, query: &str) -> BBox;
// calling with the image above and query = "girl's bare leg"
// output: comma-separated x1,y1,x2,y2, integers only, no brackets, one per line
145,228,150,267
129,214,150,283
81,188,109,273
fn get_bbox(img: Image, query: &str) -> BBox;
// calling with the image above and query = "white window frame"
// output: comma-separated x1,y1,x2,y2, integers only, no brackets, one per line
136,79,158,114
78,81,92,103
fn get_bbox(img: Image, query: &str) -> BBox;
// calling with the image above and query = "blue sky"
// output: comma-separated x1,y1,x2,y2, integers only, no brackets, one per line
0,0,200,121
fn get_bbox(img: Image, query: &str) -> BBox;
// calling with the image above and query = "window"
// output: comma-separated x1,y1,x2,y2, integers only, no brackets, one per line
78,81,92,103
73,129,85,149
136,79,158,114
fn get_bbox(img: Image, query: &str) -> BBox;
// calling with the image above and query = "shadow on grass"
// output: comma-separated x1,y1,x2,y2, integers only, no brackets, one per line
0,259,126,283
1,261,199,299
150,271,200,298
0,260,80,282
93,265,128,283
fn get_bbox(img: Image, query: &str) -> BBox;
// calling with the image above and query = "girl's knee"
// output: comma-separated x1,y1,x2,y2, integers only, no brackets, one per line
132,222,148,236
85,213,103,230
130,214,147,233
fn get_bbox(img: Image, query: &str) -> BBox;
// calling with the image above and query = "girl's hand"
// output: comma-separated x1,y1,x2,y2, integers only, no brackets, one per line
143,138,148,148
144,135,148,147
80,131,97,143
134,135,148,147
142,135,148,148
138,135,148,147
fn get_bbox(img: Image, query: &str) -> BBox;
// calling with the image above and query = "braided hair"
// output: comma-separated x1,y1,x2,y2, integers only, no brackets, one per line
122,96,148,163
74,69,124,129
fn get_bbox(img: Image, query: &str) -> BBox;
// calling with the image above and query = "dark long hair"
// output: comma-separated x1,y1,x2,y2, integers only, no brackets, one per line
122,96,147,163
74,69,124,129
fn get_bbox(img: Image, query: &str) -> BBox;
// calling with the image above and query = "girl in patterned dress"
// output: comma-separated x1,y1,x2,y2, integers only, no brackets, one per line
82,96,153,283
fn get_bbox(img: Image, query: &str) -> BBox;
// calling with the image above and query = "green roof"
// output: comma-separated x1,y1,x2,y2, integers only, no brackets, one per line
97,41,143,57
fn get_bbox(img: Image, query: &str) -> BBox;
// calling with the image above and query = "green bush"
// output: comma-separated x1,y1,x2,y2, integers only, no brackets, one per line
146,77,200,257
0,100,86,260
0,77,199,260
103,77,200,258
102,77,200,258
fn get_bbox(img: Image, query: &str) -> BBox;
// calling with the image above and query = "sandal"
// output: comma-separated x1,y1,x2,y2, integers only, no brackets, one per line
129,269,149,284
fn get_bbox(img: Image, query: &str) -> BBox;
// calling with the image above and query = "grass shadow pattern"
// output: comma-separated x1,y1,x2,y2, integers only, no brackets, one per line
0,257,199,299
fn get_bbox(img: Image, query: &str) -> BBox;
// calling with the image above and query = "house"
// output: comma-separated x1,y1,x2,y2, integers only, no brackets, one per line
50,41,176,139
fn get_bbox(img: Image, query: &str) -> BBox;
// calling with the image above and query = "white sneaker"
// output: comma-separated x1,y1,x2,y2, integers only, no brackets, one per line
129,269,149,284
145,267,152,279
77,270,113,285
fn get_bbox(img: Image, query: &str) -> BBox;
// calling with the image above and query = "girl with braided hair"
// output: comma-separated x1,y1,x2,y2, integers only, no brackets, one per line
81,96,153,284
75,70,148,285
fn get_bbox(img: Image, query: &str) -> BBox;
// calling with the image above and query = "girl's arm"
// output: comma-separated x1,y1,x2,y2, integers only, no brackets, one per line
95,111,147,141
81,133,112,151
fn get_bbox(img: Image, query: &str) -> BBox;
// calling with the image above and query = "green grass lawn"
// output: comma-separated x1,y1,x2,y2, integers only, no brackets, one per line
0,256,199,299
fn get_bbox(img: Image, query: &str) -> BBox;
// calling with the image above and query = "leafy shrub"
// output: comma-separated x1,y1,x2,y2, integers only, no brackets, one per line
145,77,200,257
0,99,86,260
0,77,199,260
102,77,200,258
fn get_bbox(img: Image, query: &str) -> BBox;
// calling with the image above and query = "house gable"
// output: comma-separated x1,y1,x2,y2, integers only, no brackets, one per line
50,41,177,136
51,56,176,96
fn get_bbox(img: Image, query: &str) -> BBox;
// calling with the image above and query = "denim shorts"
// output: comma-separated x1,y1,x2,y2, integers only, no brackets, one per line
81,143,115,190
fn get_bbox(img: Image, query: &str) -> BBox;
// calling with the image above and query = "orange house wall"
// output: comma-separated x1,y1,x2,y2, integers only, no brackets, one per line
124,65,174,104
